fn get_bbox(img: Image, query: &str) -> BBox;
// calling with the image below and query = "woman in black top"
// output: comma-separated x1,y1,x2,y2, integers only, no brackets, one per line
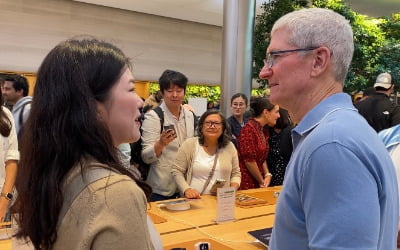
266,108,293,186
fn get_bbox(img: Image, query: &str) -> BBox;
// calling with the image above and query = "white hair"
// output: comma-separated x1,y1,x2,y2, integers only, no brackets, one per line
272,8,354,84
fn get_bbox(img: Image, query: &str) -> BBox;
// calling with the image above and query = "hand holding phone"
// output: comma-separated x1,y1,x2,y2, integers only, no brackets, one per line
164,124,176,134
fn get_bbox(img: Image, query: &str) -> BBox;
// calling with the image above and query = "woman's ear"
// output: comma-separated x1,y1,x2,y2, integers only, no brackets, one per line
263,108,269,118
96,101,108,122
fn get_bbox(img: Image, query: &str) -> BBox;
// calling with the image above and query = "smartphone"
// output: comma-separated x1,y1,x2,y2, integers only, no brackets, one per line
194,242,210,250
209,179,226,195
164,124,176,134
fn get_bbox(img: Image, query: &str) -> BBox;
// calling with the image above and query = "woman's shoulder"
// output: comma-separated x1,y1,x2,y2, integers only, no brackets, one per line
76,166,147,205
182,136,199,146
91,173,145,199
222,141,237,152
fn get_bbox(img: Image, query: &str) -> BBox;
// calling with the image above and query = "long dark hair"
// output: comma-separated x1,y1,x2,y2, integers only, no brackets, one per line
250,96,275,117
197,110,231,148
13,38,151,249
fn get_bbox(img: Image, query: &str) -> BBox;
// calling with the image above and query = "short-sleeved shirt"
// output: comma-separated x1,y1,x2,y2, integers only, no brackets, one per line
237,118,269,190
270,93,399,250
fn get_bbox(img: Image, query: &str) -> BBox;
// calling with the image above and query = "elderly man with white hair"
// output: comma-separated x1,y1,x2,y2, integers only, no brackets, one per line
260,8,398,250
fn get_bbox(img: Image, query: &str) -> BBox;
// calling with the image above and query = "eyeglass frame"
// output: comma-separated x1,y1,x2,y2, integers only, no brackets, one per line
204,121,223,128
232,102,246,108
263,47,318,68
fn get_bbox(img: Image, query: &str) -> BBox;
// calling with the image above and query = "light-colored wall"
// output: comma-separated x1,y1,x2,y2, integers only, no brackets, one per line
0,0,222,85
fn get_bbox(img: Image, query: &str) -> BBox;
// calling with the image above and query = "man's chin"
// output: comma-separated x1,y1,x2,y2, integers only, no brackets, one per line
269,94,279,105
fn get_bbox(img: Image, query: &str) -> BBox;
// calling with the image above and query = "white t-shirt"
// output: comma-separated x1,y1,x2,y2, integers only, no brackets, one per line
0,107,20,191
189,142,221,194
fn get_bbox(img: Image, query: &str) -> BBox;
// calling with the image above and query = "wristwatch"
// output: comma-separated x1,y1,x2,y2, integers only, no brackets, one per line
1,192,13,201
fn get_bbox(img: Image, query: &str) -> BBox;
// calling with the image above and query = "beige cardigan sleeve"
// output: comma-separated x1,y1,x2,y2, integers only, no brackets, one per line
171,137,198,195
222,142,241,186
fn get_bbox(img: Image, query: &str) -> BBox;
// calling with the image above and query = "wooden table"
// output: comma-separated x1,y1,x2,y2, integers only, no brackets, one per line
161,215,274,250
151,187,281,249
0,186,281,250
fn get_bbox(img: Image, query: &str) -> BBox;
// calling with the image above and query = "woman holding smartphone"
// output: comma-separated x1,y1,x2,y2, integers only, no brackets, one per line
171,110,241,198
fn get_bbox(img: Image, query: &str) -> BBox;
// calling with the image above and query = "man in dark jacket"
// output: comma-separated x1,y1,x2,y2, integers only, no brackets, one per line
356,72,400,132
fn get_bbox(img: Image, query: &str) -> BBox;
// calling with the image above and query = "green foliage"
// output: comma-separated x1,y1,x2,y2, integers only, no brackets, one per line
377,14,400,89
313,0,386,92
253,0,308,87
251,88,265,97
380,13,400,40
253,0,400,94
149,82,221,102
374,40,400,89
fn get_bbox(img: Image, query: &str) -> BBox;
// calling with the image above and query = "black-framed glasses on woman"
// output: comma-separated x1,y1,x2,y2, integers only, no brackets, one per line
204,121,223,128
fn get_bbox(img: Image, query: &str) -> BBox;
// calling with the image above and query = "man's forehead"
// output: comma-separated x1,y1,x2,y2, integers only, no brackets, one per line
268,30,290,52
3,81,14,88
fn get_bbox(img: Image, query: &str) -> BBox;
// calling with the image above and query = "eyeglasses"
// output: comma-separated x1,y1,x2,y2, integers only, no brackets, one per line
232,102,246,108
204,121,223,128
263,47,318,68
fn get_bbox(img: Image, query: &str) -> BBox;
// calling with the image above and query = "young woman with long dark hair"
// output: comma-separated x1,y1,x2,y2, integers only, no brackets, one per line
13,38,159,249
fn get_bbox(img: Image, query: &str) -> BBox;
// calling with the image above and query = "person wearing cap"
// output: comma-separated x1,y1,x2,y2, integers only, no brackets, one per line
356,72,400,132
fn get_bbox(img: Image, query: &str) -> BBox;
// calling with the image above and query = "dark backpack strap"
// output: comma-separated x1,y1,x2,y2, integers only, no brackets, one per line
18,101,32,129
153,106,164,133
191,110,198,131
152,106,197,133
57,167,116,227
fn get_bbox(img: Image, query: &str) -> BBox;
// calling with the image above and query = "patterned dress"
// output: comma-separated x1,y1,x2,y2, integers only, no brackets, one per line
237,118,269,190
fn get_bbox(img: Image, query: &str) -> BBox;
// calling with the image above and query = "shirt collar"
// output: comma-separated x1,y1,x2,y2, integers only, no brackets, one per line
293,93,357,137
160,102,183,120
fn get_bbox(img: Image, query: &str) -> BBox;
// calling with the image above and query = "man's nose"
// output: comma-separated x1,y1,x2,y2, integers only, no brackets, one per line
259,65,272,80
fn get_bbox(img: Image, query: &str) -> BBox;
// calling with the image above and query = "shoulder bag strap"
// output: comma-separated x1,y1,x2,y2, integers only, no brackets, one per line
200,150,219,195
57,167,116,227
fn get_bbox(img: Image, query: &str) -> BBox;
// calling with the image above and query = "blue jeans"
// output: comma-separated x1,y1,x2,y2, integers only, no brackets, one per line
150,192,180,202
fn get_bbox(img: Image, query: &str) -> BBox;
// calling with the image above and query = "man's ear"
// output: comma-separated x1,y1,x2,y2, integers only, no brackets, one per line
16,89,24,96
310,47,331,77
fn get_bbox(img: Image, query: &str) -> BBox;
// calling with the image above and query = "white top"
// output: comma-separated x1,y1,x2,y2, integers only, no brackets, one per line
189,142,221,194
0,107,20,190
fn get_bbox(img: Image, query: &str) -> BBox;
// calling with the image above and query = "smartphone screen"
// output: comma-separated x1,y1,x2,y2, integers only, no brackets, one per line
164,124,176,133
209,179,226,194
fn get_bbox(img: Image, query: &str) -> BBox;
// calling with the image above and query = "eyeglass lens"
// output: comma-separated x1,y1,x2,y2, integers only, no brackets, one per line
205,121,222,127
